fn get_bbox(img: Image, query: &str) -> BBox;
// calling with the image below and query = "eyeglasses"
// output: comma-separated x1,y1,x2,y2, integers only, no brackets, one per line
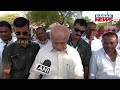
74,28,85,34
15,32,29,36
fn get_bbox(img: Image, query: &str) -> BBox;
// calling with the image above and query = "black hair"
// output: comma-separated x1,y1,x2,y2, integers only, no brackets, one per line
36,27,46,32
74,18,87,28
87,22,96,29
102,32,118,40
0,21,12,33
13,17,29,28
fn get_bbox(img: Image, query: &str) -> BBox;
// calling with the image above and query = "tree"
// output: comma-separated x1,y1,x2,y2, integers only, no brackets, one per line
26,11,59,28
83,16,92,22
25,11,75,29
96,23,107,31
97,22,113,30
57,11,75,29
57,11,74,25
0,13,20,25
115,19,120,26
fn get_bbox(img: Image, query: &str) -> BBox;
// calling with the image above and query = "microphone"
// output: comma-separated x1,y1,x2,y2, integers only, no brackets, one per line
35,60,51,79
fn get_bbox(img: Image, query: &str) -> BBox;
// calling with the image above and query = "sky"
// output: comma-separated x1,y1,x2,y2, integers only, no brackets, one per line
0,11,120,22
0,11,24,16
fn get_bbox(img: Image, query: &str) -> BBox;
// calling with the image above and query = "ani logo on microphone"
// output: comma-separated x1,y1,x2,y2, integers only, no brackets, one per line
35,63,51,75
95,14,113,22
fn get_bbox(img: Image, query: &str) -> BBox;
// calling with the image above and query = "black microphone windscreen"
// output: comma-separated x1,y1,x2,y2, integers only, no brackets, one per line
43,60,51,67
39,60,51,79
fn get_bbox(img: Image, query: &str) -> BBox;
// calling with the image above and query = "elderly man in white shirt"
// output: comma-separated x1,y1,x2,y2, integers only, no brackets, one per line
0,21,17,79
89,32,120,79
81,22,102,51
28,25,84,79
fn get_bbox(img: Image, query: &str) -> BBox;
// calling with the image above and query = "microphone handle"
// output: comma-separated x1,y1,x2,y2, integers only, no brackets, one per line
39,74,43,79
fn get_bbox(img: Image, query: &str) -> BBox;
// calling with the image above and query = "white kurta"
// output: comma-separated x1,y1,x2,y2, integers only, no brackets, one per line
28,42,84,79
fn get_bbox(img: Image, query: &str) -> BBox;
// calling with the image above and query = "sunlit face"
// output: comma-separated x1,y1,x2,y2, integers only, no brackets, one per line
72,23,86,39
0,26,12,42
102,36,118,54
51,35,68,52
36,29,47,41
14,25,30,44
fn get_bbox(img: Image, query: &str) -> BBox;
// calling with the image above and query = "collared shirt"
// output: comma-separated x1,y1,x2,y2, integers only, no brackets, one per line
34,39,50,48
28,42,84,79
116,31,120,50
0,37,16,79
116,43,120,50
67,37,91,67
81,35,102,51
116,30,120,44
2,41,40,79
89,48,120,79
0,37,17,62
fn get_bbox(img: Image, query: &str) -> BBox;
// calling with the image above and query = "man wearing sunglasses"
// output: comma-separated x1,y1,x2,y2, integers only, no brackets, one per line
2,17,40,79
67,19,92,79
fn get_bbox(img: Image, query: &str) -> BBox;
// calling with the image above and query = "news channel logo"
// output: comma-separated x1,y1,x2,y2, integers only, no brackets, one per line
35,63,51,75
95,14,113,22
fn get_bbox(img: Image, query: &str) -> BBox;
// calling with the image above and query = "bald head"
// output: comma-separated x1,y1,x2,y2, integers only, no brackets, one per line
51,25,70,40
50,25,70,52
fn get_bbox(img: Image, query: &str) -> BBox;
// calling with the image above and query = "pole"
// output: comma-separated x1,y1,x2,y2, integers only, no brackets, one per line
107,11,108,32
77,11,82,18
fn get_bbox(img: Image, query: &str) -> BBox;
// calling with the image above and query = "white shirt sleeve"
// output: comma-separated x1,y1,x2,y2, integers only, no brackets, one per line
73,51,84,79
89,51,97,79
28,50,42,79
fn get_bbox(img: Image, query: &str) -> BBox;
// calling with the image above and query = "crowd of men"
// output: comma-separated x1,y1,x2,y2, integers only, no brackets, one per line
0,17,120,79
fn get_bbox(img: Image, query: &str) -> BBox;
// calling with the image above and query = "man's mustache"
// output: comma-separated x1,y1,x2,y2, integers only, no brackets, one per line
75,34,80,37
16,38,29,43
17,38,28,41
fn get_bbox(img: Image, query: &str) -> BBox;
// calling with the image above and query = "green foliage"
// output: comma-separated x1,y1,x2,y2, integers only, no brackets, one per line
83,16,92,22
115,20,120,26
26,11,59,28
25,11,75,29
58,11,74,25
64,17,74,29
96,23,107,31
96,22,113,30
97,23,107,27
0,13,20,25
